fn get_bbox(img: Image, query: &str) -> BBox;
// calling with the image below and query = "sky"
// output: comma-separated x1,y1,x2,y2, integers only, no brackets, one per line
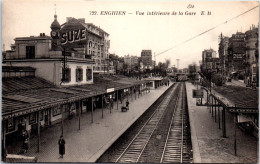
2,0,259,69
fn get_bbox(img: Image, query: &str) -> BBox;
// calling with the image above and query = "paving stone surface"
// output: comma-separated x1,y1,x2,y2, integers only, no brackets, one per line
186,82,258,163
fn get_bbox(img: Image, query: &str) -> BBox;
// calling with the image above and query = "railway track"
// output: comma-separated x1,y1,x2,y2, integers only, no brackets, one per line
115,83,179,163
160,83,192,163
97,82,192,163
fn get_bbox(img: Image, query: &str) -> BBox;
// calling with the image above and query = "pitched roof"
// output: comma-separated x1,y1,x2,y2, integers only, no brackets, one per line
2,77,54,93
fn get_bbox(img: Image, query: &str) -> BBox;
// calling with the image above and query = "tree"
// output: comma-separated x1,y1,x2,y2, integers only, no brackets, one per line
157,62,167,76
188,62,197,80
211,73,223,86
165,58,171,69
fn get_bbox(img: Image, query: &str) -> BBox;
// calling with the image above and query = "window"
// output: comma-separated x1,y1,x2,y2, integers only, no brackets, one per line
26,46,35,59
86,69,92,81
62,68,71,82
53,106,61,116
89,41,92,48
76,68,83,82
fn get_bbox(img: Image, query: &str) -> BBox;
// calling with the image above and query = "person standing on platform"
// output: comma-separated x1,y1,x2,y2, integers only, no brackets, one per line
126,100,130,110
21,130,29,153
58,136,66,158
23,138,29,153
22,130,29,142
110,97,114,109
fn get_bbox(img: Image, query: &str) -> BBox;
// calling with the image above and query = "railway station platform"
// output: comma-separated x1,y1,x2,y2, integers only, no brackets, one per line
186,82,258,163
6,82,173,162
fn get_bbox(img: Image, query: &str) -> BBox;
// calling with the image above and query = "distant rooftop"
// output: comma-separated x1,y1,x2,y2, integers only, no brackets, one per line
61,17,109,35
15,34,51,41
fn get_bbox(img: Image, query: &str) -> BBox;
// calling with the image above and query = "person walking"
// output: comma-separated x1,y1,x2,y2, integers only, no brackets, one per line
58,136,66,158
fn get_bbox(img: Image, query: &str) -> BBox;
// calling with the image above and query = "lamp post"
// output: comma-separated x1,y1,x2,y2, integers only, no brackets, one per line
61,47,67,83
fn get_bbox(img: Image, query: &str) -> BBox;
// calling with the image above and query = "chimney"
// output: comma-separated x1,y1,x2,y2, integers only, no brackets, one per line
40,33,42,36
43,33,45,36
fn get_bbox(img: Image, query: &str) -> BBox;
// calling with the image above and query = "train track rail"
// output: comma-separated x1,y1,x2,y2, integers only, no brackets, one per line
160,83,191,163
97,82,192,163
115,83,179,163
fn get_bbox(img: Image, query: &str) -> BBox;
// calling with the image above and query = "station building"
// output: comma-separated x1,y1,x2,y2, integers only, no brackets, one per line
4,14,94,87
2,13,157,154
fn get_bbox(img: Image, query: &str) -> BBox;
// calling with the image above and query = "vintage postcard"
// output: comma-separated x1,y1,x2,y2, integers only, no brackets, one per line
2,0,259,163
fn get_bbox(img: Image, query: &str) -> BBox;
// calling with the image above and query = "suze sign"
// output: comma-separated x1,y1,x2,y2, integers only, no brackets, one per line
61,29,87,45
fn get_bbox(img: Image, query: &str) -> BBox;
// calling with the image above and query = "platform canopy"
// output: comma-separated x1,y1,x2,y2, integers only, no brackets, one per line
2,75,146,120
210,85,258,113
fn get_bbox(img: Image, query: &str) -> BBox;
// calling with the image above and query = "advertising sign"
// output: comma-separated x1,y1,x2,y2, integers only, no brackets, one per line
106,88,115,93
61,29,87,45
237,114,253,123
192,89,204,98
59,19,88,47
